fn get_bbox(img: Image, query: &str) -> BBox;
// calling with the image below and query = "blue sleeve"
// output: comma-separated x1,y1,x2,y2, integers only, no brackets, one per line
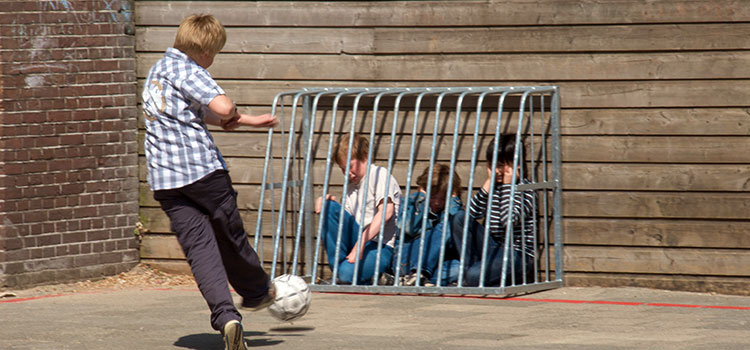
397,192,426,239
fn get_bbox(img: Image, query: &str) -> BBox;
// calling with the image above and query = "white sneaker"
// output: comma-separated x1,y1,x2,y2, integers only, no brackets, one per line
222,320,247,350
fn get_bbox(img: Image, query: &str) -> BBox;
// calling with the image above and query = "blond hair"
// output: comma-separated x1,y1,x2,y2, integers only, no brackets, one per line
333,134,369,167
173,14,226,57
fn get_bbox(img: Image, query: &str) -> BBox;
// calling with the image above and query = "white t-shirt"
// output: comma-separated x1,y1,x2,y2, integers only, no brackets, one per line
344,164,402,248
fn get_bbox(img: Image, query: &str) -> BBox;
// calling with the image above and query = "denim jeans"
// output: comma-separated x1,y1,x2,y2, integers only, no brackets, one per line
321,200,393,284
451,210,533,286
394,218,462,285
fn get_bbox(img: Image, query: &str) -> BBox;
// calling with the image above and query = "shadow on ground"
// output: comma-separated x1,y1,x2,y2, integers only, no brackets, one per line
174,331,284,349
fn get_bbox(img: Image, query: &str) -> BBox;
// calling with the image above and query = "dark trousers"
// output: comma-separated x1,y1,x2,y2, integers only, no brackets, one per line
154,170,269,331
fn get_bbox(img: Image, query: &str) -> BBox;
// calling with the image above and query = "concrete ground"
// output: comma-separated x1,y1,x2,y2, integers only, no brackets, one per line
1,286,749,350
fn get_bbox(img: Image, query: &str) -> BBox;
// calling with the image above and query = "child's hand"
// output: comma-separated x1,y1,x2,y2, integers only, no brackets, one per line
314,194,337,214
346,244,364,263
247,113,279,128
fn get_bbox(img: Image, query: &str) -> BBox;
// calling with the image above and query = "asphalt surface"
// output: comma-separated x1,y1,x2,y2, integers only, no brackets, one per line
1,286,749,349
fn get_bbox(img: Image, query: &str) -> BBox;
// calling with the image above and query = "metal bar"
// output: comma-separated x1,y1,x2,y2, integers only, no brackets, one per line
310,280,563,295
500,89,534,288
551,87,564,281
311,89,364,284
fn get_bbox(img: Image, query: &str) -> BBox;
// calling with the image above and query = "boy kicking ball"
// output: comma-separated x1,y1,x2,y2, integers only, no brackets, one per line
142,14,278,350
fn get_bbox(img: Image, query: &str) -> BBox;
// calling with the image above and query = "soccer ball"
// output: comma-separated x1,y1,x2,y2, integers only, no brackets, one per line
268,274,312,322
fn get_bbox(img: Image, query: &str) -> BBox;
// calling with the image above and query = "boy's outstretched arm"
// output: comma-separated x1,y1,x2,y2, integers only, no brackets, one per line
346,198,395,263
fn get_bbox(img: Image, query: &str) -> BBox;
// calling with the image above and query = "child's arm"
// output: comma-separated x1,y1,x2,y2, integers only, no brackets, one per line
204,95,279,130
346,198,395,263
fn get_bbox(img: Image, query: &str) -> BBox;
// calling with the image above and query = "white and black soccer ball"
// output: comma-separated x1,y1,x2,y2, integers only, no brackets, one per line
268,274,312,322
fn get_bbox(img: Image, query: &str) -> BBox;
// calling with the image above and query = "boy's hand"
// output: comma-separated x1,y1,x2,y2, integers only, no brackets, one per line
247,113,279,128
314,194,336,214
346,244,364,263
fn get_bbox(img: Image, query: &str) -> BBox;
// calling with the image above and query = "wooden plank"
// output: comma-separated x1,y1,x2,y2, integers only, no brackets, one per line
559,246,750,276
563,218,750,248
371,24,750,54
137,106,750,136
140,234,300,261
559,108,750,136
561,164,750,191
141,258,330,279
135,1,750,27
138,155,750,192
136,27,373,54
134,78,750,108
136,24,750,54
137,52,750,81
564,272,750,296
138,131,750,163
563,191,750,219
561,136,750,164
139,207,299,236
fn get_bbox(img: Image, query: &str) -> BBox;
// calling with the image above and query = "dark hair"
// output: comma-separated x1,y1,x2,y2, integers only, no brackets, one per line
485,133,523,168
415,163,463,198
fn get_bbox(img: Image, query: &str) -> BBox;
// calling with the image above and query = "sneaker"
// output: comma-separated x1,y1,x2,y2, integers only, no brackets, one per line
238,284,275,312
222,320,247,350
403,271,434,287
378,272,395,285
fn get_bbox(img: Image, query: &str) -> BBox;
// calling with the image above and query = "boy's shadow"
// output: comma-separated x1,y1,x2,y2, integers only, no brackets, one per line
174,330,281,349
174,326,315,349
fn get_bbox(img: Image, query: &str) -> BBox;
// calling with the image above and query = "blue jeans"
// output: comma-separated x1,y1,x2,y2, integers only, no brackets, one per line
394,218,460,285
321,200,393,284
451,211,532,286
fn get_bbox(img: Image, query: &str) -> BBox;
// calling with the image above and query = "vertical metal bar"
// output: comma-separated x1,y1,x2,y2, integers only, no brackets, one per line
393,89,434,284
551,87,564,281
270,91,306,279
342,89,380,285
371,88,406,286
415,88,455,287
311,89,359,284
500,89,533,287
291,93,321,276
481,89,510,288
426,88,453,287
541,94,548,283
256,92,293,267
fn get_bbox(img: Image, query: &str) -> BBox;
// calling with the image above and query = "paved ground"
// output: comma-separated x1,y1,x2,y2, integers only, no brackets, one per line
1,286,749,349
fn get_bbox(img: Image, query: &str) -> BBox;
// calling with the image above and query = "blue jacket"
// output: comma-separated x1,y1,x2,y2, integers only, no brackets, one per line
398,192,464,240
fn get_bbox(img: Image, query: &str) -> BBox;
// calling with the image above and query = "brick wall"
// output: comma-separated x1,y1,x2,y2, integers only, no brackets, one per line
0,0,139,288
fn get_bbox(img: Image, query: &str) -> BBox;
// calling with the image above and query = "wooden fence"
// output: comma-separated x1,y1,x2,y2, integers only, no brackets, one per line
134,1,750,295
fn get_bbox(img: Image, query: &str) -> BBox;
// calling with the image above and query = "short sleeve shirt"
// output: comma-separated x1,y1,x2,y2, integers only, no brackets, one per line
142,48,227,190
344,164,402,247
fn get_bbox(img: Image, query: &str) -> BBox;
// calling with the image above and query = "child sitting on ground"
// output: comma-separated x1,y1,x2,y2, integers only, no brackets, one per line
314,134,402,285
392,163,464,286
451,134,537,286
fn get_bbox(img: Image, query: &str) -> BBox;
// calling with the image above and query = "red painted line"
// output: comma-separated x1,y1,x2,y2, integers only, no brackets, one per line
0,294,66,303
701,305,750,310
647,303,702,308
2,289,749,311
319,291,749,310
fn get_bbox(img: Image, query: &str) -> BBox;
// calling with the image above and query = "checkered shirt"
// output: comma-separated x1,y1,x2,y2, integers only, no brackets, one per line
142,48,228,191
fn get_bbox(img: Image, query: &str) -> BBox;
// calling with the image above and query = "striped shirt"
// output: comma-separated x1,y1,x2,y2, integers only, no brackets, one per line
468,178,537,258
142,48,227,190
